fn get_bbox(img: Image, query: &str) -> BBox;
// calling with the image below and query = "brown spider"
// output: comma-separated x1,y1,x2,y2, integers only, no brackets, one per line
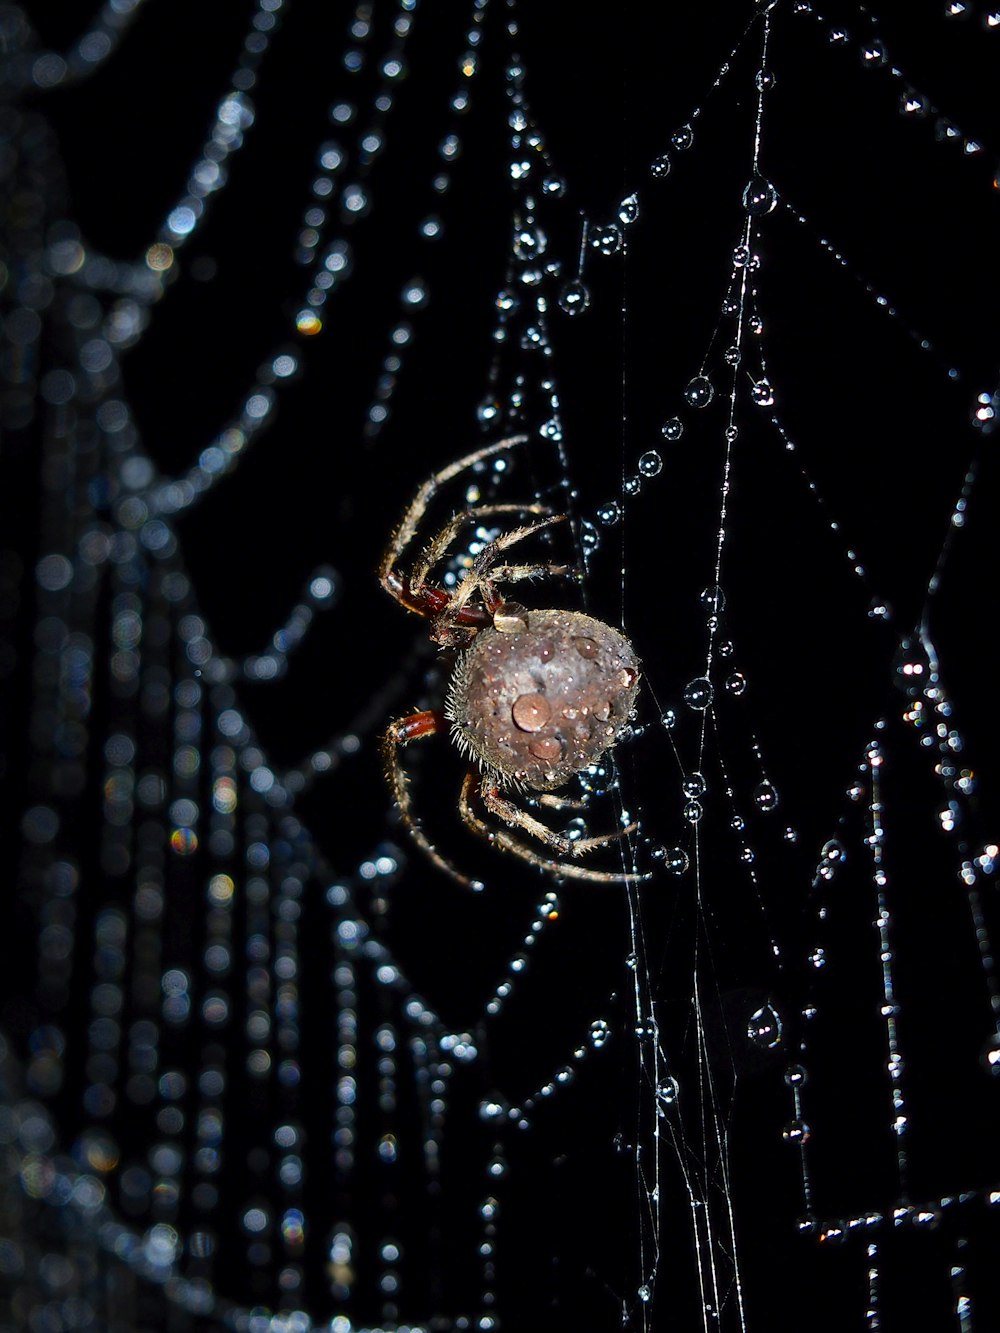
379,436,649,888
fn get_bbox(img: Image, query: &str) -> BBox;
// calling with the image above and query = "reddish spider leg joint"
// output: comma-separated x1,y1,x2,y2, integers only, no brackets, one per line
381,572,492,628
389,710,444,744
379,437,650,886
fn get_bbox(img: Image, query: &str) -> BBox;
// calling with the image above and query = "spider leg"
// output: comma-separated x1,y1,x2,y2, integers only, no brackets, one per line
482,781,640,856
474,514,568,573
451,563,576,628
381,711,484,891
537,792,589,812
446,515,569,621
409,503,553,595
378,436,528,613
459,773,651,884
478,561,576,586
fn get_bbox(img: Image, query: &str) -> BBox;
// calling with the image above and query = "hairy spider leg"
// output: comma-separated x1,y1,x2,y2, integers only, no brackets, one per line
409,503,553,599
381,709,485,891
481,779,642,858
443,514,571,623
536,792,589,812
378,435,529,618
466,561,576,601
459,773,651,885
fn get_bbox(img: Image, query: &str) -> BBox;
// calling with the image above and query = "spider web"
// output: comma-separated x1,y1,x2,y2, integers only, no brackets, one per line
2,1,999,1330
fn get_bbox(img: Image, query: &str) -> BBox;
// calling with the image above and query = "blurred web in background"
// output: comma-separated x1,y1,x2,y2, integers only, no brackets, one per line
1,1,1000,1330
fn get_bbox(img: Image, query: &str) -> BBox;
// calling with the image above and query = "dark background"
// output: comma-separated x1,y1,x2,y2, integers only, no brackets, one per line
4,1,1000,1329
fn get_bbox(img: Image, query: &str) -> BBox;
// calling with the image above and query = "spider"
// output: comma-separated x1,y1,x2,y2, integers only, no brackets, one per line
379,436,649,888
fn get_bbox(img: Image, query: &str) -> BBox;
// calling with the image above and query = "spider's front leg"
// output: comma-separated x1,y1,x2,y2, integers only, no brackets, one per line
377,435,528,617
441,513,574,629
381,710,485,891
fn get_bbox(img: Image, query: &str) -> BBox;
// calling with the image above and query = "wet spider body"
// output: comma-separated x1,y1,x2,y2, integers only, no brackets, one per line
447,608,640,793
379,437,647,887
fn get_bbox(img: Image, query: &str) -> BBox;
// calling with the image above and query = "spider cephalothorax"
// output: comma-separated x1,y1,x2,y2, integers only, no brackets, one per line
379,436,648,887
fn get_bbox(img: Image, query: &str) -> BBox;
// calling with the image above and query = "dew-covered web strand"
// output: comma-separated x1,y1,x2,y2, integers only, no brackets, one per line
766,369,1000,1268
754,195,994,645
8,0,152,94
490,30,671,1309
810,0,996,163
909,469,1000,1067
607,14,781,1326
790,713,1000,1248
774,196,970,387
486,14,668,1319
621,827,660,1319
31,0,285,307
646,9,765,184
599,0,999,541
148,0,285,257
865,737,911,1196
613,206,645,885
684,882,748,1333
704,7,770,680
146,0,428,513
621,182,726,1333
660,9,994,665
138,0,495,521
548,81,681,1319
685,24,775,1326
746,227,990,640
618,195,660,1333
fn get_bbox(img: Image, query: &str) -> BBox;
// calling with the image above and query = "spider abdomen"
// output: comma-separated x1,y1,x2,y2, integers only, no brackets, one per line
446,608,640,792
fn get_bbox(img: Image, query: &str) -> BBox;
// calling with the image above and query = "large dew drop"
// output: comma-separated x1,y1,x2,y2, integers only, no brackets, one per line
861,39,887,66
558,280,591,316
752,780,779,812
664,847,689,874
580,519,600,553
661,417,684,441
743,175,778,216
683,677,713,709
748,1002,782,1048
589,1018,610,1048
683,376,714,409
589,225,622,256
617,193,639,225
656,1076,679,1106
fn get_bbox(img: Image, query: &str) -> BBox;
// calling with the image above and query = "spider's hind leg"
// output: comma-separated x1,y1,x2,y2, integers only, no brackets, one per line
381,711,485,891
460,774,650,885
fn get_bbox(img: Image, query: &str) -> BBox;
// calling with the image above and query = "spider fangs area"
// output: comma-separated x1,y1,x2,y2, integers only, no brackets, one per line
379,439,648,887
